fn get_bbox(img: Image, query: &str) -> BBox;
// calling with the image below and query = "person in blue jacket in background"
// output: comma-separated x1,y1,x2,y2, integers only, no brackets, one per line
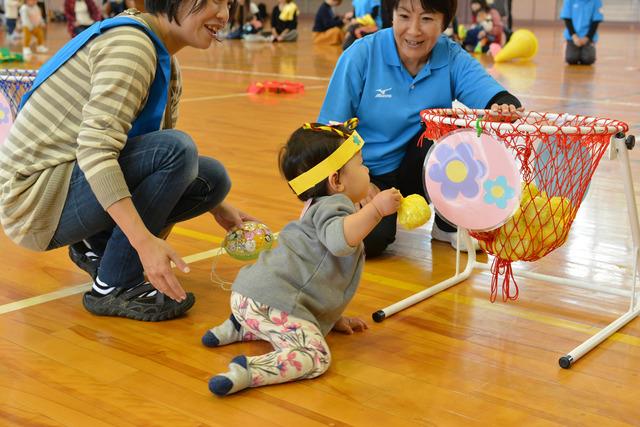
560,0,603,65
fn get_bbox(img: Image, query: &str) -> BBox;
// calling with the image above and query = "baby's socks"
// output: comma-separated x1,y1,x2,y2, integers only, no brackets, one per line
208,355,251,396
201,314,243,347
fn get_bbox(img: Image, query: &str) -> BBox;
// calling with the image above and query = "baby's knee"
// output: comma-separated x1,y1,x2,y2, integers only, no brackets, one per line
308,349,332,378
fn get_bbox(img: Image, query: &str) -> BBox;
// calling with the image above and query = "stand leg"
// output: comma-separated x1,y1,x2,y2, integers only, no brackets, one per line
372,229,477,322
373,135,640,369
559,134,639,368
559,307,640,368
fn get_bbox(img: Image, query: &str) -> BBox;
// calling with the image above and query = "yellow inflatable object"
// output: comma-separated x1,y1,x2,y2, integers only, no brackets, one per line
494,29,538,63
355,14,376,27
481,182,573,261
397,194,431,230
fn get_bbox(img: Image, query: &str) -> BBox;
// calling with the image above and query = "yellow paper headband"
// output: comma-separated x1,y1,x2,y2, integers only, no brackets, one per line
288,119,365,196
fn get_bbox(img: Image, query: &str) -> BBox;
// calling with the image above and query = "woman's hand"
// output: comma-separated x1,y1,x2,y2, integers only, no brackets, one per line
332,316,369,334
211,202,258,231
135,235,189,302
489,103,523,115
106,197,189,302
489,103,524,122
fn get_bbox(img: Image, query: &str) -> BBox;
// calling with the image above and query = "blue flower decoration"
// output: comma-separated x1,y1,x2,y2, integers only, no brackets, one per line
0,104,10,125
483,176,515,209
428,142,486,200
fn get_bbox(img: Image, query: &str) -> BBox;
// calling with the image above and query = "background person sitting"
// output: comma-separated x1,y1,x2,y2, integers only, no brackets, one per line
271,0,299,42
560,0,603,65
342,0,380,50
313,0,349,45
464,5,495,53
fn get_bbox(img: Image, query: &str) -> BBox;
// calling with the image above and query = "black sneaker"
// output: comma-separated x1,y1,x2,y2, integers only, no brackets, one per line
69,242,100,281
82,282,196,321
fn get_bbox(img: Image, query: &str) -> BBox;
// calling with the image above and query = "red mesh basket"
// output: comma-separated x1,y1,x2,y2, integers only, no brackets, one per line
420,108,629,302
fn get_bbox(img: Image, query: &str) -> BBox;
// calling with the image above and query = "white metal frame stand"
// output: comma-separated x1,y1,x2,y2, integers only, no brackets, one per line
372,133,639,369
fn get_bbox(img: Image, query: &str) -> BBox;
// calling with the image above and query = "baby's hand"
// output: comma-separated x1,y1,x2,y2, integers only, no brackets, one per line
371,188,402,217
332,316,368,335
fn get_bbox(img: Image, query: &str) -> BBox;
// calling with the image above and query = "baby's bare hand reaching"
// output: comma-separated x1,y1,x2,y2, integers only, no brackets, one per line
332,316,369,335
371,187,402,217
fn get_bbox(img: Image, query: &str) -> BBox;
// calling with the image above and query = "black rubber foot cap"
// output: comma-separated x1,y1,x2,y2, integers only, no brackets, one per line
372,310,386,323
558,355,573,369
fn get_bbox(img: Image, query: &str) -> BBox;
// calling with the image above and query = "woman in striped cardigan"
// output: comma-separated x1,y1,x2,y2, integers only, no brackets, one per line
0,0,252,321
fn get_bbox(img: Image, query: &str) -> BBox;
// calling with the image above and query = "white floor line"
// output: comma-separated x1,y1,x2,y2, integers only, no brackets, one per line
181,66,640,108
0,282,91,315
180,85,326,103
0,246,231,316
180,65,331,81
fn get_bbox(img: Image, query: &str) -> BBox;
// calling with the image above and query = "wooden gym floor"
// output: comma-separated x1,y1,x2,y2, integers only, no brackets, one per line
1,19,640,426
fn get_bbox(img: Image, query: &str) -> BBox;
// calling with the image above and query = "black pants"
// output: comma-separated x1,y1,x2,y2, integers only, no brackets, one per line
364,130,456,258
565,40,596,65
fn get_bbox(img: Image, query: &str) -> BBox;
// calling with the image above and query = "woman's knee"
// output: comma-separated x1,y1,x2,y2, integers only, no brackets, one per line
199,156,232,198
162,130,199,179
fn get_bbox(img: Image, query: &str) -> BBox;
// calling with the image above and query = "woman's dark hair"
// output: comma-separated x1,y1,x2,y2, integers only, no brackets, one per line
145,0,238,24
279,124,352,201
389,0,457,31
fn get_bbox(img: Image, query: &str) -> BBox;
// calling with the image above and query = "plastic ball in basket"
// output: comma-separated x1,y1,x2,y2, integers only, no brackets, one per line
423,128,521,232
223,221,274,261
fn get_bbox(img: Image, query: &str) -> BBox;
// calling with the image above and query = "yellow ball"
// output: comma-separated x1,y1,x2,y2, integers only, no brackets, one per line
520,181,540,204
397,194,432,230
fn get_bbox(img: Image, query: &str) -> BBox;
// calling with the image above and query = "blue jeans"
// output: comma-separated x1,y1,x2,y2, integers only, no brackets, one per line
48,129,231,288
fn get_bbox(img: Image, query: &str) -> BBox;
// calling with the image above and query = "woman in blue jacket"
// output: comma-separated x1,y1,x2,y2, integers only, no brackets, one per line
319,0,522,257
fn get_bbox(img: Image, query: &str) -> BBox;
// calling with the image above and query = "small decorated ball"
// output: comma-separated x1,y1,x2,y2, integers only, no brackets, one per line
223,221,274,261
397,194,432,230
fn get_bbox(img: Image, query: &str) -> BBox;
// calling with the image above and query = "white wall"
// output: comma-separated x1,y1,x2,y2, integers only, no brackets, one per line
513,0,640,23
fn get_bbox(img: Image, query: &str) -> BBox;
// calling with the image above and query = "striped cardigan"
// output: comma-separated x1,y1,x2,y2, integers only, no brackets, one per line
0,15,181,251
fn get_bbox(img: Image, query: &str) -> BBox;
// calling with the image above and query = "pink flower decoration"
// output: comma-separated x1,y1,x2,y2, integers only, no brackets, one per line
243,331,257,341
286,352,303,371
245,318,260,331
271,312,289,326
251,374,264,386
283,323,301,333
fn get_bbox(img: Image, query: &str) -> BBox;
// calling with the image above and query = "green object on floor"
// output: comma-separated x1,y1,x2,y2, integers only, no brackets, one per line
0,48,23,63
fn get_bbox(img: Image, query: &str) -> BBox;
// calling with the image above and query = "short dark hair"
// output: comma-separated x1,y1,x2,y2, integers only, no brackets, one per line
279,124,352,201
390,0,457,31
471,0,490,13
145,0,237,24
470,0,488,9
